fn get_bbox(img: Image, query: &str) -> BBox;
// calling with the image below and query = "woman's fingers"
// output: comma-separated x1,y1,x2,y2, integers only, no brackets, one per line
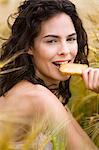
82,67,99,93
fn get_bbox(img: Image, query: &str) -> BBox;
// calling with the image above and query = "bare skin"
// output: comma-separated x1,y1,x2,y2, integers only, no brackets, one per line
0,80,98,150
0,13,98,150
28,13,99,93
82,67,99,93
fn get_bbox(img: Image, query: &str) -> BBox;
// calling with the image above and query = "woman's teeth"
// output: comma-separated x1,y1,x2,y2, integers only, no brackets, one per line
53,61,70,68
53,62,60,67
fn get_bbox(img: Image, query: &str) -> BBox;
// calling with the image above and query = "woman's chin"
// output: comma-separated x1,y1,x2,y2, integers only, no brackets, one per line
63,76,70,81
58,74,71,81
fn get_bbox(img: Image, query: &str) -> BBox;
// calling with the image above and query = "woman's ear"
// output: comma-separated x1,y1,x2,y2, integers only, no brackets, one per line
27,48,34,56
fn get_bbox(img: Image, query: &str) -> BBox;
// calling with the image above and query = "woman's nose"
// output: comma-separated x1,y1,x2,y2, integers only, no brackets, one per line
57,44,71,56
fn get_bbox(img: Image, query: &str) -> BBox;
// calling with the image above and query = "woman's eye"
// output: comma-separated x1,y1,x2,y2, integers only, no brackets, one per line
47,40,57,43
67,38,77,42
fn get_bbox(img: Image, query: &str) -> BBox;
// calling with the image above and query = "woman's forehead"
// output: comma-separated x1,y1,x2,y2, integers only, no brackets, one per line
38,13,75,37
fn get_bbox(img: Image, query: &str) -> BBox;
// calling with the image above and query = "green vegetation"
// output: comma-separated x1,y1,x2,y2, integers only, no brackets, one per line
0,0,99,149
68,8,99,147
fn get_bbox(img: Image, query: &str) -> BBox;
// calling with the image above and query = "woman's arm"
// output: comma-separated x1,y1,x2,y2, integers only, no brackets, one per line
26,84,98,150
1,81,98,150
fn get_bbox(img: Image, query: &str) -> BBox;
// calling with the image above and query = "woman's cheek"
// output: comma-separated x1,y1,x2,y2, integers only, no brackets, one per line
72,49,78,57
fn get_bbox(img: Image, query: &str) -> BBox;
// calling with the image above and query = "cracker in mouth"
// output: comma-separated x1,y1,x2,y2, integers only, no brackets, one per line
59,63,88,75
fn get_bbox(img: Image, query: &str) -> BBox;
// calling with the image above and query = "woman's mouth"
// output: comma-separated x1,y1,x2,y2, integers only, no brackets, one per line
52,60,71,68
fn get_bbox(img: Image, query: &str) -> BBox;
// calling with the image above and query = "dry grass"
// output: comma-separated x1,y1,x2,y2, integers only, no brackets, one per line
0,0,99,149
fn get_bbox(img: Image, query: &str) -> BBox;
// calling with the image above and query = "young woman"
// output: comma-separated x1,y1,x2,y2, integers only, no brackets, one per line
0,0,98,149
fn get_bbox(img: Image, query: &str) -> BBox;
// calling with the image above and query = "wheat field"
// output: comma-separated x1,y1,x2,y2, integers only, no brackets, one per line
0,0,99,149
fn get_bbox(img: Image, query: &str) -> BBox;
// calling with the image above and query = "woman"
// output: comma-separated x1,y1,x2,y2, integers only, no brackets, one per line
0,0,99,149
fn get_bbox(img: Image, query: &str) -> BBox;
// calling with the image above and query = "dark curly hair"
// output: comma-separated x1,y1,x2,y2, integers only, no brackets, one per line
0,0,89,105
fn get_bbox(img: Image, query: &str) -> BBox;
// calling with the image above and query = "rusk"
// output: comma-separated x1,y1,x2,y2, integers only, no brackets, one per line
59,63,88,75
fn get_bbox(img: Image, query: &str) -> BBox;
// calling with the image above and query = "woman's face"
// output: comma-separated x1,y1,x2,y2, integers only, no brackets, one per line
29,13,78,85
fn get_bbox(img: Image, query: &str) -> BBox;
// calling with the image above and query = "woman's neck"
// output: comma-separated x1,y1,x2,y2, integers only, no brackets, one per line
35,71,60,90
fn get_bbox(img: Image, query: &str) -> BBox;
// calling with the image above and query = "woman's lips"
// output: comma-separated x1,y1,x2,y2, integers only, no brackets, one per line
52,60,71,68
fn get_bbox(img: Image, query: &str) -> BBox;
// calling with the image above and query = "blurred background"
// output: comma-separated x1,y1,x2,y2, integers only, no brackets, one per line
0,0,99,148
0,0,99,61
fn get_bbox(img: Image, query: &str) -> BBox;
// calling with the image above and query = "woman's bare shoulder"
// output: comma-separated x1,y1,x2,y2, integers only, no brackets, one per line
0,80,70,129
0,80,56,116
4,80,50,98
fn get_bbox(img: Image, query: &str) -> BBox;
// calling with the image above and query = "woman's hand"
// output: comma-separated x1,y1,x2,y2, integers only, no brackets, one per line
82,67,99,93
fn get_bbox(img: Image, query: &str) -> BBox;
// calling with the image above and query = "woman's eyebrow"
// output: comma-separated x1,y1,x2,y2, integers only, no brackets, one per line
43,33,77,38
68,33,77,37
43,35,59,38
